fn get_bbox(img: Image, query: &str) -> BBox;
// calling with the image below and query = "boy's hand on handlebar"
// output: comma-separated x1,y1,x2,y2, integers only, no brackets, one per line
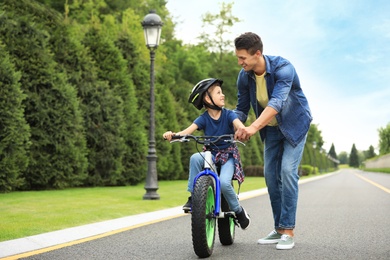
162,131,175,141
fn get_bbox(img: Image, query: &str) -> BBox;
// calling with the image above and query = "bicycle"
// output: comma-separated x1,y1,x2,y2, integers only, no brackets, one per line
170,134,245,258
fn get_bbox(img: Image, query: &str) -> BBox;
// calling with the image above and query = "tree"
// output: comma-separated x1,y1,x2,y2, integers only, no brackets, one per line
328,143,339,167
0,3,88,189
378,123,390,155
301,124,324,167
328,143,338,160
364,145,376,160
198,2,242,55
197,2,242,101
0,43,31,192
349,144,360,168
338,152,348,165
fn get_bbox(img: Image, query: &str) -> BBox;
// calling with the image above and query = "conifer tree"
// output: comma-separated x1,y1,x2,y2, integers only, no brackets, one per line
328,143,338,160
0,44,31,192
49,22,129,186
349,144,360,168
0,11,87,189
81,28,129,185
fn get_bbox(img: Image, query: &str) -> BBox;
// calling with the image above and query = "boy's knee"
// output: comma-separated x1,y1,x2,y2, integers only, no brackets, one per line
190,153,202,162
220,179,231,192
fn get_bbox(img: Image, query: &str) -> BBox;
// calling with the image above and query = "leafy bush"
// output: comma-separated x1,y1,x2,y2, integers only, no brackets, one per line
299,165,316,176
243,165,264,177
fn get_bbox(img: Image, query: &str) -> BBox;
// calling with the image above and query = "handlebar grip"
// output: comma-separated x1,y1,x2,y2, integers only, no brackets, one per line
171,135,184,140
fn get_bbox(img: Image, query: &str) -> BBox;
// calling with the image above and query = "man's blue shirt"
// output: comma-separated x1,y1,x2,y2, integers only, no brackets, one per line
234,55,312,147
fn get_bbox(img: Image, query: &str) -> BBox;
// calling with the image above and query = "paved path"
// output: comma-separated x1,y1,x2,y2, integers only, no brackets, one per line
1,169,390,259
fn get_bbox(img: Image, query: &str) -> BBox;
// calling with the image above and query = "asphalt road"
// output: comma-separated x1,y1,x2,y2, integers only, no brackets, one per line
21,169,390,260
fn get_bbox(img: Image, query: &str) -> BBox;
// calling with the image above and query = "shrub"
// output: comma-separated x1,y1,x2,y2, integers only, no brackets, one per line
243,165,264,177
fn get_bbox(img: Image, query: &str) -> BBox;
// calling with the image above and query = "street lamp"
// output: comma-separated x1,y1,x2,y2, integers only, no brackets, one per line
142,10,163,200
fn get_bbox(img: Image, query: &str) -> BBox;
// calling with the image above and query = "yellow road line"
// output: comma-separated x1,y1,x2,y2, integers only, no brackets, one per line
355,173,390,194
1,213,186,260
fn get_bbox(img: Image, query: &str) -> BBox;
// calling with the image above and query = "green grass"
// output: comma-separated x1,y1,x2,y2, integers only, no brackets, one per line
0,177,267,242
362,168,390,174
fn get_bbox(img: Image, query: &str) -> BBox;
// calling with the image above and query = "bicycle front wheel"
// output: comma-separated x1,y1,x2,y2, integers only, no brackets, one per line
191,175,216,258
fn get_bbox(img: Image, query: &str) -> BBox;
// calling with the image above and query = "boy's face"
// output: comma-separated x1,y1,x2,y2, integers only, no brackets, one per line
205,85,225,107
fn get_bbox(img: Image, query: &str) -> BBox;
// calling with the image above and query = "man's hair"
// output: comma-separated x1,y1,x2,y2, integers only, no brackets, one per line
234,32,263,55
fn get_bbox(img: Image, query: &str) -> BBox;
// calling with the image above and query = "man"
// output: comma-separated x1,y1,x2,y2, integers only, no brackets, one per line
233,32,312,250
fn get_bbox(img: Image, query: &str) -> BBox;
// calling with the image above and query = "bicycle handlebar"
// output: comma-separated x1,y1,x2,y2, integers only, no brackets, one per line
170,134,245,146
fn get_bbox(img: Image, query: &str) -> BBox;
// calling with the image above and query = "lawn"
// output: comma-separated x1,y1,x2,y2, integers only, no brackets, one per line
0,177,267,242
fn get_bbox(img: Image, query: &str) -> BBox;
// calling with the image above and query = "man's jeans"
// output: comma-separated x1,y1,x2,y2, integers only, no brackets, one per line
264,126,307,229
187,152,241,213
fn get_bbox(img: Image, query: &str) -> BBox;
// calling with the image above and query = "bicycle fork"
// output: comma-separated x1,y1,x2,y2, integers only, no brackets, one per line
192,151,236,219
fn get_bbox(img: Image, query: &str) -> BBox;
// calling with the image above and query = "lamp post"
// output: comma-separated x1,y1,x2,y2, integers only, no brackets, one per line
142,10,163,200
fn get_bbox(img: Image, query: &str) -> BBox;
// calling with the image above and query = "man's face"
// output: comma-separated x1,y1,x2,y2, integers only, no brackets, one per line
235,49,260,71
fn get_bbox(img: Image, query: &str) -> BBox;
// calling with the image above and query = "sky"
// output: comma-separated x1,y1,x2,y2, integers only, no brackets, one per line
165,0,390,154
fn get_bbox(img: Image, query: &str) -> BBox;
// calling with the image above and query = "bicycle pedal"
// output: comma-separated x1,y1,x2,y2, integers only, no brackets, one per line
183,209,192,214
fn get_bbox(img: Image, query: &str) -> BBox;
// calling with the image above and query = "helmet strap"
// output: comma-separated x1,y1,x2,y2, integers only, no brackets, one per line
204,91,222,111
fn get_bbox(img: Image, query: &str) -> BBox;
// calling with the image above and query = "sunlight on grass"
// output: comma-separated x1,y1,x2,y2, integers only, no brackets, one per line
0,178,266,241
0,174,329,242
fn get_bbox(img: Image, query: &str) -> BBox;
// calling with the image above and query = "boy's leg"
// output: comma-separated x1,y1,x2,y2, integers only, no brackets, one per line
187,152,205,192
220,158,250,230
219,158,240,212
183,153,204,210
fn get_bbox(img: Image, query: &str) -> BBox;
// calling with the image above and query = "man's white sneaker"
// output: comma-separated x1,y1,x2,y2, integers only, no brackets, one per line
276,234,295,250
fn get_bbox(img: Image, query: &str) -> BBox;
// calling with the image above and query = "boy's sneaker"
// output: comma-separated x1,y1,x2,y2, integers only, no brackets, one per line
276,234,295,250
235,207,250,230
182,196,191,211
257,230,282,244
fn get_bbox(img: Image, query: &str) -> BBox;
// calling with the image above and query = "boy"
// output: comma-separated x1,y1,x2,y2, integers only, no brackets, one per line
163,78,250,230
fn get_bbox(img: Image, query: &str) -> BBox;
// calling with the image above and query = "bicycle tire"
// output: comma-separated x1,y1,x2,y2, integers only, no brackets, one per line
191,175,216,258
217,194,235,245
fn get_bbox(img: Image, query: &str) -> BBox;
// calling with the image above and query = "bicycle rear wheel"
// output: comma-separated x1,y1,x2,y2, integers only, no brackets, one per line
191,175,216,258
218,194,235,245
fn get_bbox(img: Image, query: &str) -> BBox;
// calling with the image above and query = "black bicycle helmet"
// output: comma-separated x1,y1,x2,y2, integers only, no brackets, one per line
188,78,223,110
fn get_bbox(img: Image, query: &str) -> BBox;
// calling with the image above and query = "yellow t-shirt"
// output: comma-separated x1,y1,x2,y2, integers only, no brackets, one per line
255,72,278,126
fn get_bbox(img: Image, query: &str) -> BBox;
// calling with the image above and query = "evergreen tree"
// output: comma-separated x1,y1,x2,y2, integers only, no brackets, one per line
85,28,145,185
114,35,149,184
155,82,183,180
0,9,87,189
48,19,134,186
81,27,129,185
328,143,338,160
328,143,339,167
349,144,360,168
0,43,31,192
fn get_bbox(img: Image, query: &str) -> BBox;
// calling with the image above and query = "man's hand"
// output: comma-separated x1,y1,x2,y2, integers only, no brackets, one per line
234,125,257,141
